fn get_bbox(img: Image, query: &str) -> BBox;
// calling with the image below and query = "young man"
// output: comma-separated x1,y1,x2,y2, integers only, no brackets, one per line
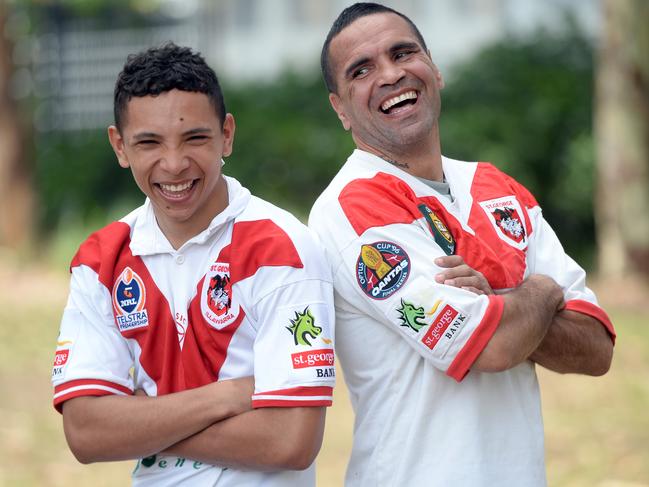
52,43,335,486
309,3,615,486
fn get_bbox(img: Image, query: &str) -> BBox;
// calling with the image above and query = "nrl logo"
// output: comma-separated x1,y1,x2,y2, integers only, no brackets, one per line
286,307,322,346
397,299,427,332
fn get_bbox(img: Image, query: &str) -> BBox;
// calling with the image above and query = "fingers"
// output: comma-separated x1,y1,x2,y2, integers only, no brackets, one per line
434,255,465,268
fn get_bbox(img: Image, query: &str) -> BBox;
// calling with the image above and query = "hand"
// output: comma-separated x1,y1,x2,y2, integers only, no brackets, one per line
214,376,255,417
434,255,494,295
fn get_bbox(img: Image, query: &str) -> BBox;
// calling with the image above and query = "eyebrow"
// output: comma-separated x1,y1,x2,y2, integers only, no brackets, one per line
183,127,212,136
345,56,371,79
390,41,420,54
131,132,160,142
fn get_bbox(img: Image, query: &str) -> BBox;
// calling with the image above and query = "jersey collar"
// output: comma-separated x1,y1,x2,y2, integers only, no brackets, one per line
129,175,251,256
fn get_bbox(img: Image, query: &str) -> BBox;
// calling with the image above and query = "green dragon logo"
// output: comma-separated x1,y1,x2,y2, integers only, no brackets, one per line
286,306,322,346
397,299,427,332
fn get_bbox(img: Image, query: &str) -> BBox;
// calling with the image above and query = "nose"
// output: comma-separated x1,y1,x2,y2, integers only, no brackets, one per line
377,60,405,86
159,149,190,175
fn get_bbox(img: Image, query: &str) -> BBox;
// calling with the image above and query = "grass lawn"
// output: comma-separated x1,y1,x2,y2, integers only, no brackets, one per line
1,254,647,486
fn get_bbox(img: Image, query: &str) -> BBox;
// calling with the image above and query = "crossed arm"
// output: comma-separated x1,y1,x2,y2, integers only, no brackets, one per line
62,377,325,470
435,255,614,375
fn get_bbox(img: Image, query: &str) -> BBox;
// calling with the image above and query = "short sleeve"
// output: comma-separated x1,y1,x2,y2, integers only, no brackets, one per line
526,207,615,341
334,221,504,382
52,265,134,413
249,276,335,408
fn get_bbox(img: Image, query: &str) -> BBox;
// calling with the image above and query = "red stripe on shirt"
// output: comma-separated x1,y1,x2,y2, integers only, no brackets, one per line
252,398,332,408
446,294,504,381
254,386,333,397
565,299,616,343
227,219,303,286
54,378,133,395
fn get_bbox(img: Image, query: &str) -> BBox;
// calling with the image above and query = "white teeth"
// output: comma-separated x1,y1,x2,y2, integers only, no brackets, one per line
381,91,417,112
160,181,193,193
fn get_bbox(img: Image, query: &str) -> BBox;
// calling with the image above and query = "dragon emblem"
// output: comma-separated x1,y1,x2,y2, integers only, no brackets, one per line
286,307,322,346
492,207,525,242
397,299,427,332
207,274,231,316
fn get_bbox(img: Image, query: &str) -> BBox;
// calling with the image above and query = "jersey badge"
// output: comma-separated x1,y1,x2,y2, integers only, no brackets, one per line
112,267,149,332
479,196,528,250
417,204,455,255
52,343,71,378
286,306,322,346
396,299,428,332
356,241,410,300
420,303,468,352
201,261,241,330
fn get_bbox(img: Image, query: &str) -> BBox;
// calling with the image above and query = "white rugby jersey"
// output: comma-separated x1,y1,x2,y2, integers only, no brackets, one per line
52,176,335,487
309,149,614,487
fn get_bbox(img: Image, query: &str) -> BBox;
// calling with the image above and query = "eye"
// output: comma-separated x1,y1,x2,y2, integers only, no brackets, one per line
395,50,414,60
136,139,158,147
352,66,369,79
187,135,210,144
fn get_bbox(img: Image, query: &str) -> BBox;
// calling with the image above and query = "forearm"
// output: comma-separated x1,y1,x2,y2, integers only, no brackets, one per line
474,274,564,372
529,309,613,375
63,378,252,463
164,407,326,471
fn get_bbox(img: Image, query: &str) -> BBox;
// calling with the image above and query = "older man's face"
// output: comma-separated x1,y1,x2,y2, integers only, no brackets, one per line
328,12,444,159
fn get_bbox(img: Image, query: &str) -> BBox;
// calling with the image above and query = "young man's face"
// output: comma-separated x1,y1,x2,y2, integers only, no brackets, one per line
327,12,444,158
108,89,234,244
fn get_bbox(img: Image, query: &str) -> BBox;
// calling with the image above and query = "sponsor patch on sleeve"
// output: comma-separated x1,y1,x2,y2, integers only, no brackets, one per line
356,241,410,300
391,282,470,358
52,342,72,379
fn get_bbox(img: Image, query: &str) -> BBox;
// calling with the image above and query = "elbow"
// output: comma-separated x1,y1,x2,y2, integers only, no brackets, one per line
473,344,519,373
66,432,97,465
587,341,614,377
274,441,321,471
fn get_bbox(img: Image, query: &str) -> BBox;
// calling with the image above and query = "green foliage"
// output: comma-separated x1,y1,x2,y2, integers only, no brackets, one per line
440,26,596,264
223,72,354,218
34,25,598,265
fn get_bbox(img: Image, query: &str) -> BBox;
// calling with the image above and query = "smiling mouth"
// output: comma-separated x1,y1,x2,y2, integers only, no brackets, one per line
380,91,418,114
156,180,197,199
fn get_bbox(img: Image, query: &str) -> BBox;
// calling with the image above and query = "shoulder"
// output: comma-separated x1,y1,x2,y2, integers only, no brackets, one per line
472,161,539,209
230,196,330,283
69,206,143,285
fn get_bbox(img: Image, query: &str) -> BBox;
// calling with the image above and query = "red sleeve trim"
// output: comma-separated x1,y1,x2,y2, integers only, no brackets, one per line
253,386,333,397
251,385,333,408
564,299,616,344
54,378,133,395
53,379,133,414
252,398,332,408
446,295,504,382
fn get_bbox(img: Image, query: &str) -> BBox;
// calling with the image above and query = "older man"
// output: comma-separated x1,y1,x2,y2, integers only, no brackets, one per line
309,3,614,486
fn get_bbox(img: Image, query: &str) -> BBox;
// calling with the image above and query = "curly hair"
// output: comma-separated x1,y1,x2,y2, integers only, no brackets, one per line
114,42,226,130
321,2,428,94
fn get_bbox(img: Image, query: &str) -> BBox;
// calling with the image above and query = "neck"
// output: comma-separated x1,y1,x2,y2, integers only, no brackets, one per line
155,177,229,250
358,139,444,181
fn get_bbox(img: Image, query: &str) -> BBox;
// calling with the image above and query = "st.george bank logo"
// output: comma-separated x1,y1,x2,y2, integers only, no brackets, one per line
112,267,149,332
291,348,335,369
356,241,410,300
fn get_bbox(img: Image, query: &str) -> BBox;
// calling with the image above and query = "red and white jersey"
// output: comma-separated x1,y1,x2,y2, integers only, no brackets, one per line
309,149,614,487
52,176,335,487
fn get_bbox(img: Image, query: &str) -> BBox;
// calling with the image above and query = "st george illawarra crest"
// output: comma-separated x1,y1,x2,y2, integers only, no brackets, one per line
201,261,241,330
479,196,528,250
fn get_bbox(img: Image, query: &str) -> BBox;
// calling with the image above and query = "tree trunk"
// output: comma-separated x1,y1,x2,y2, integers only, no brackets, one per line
0,2,34,249
596,0,649,279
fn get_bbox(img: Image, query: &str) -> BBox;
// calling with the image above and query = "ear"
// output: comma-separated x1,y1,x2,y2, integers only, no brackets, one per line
221,113,236,158
107,125,131,168
430,57,445,90
329,93,351,131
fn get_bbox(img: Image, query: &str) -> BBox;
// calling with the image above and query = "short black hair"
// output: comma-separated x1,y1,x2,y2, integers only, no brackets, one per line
114,42,226,131
321,2,428,93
